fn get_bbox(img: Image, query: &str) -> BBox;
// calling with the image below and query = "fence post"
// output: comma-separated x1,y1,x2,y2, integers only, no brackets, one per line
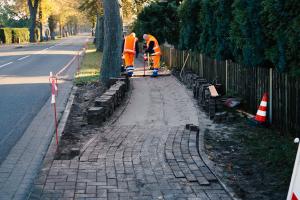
200,54,203,77
169,48,172,68
269,68,273,124
214,59,217,81
226,60,228,94
183,51,185,68
285,73,288,128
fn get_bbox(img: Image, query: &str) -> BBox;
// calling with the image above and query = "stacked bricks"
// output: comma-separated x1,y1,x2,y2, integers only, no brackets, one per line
87,78,129,125
177,71,231,121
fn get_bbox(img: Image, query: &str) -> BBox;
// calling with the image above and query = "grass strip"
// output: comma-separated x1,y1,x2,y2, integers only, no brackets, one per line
75,42,102,85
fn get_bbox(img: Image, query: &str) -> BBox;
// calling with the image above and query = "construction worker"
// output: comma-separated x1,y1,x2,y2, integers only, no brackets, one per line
143,34,161,77
122,32,139,76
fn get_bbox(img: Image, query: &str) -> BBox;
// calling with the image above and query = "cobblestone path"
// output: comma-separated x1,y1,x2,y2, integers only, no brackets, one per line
30,76,232,200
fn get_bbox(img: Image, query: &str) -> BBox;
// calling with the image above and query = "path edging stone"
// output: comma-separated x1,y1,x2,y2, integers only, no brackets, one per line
174,76,241,200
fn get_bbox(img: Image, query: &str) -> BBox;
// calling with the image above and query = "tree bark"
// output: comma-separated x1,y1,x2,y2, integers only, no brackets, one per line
59,23,62,37
28,0,39,42
95,15,104,52
95,15,99,43
39,0,43,42
101,0,122,85
48,15,56,40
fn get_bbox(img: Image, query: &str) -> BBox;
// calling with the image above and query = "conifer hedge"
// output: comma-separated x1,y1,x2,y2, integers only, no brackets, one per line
133,0,300,73
133,1,179,47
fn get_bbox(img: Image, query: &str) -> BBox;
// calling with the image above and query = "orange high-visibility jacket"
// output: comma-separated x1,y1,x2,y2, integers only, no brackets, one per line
146,34,161,56
123,33,138,54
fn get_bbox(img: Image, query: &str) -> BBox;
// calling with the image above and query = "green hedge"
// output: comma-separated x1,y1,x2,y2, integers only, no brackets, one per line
0,28,30,44
135,0,300,73
0,28,13,44
133,1,180,47
12,28,29,43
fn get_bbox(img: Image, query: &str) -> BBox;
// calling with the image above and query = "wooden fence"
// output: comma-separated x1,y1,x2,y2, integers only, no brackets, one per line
161,45,300,134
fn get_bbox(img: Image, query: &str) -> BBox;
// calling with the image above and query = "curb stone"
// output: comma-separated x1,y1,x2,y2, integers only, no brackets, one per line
79,78,132,158
28,86,77,199
174,76,241,200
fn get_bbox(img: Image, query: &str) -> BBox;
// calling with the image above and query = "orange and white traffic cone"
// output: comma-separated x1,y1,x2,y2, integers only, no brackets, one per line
255,93,268,123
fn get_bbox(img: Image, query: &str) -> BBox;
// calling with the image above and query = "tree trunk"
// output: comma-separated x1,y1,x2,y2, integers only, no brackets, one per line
28,0,39,43
39,1,43,42
59,23,62,37
101,0,122,85
95,15,99,43
95,15,104,52
75,24,78,35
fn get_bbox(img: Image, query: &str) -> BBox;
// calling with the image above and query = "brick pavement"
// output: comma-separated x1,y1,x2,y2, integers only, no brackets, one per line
30,75,233,200
31,125,232,200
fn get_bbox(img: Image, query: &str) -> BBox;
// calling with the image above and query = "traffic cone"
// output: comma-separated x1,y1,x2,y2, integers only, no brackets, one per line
255,93,268,123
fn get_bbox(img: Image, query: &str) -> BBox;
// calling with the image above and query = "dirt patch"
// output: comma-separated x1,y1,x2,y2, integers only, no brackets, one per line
203,113,297,200
55,82,106,160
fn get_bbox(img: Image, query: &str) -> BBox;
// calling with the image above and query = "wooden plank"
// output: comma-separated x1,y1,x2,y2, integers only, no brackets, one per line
208,85,219,97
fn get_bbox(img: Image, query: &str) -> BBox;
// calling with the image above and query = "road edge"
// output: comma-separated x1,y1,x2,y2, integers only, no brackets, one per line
27,86,77,199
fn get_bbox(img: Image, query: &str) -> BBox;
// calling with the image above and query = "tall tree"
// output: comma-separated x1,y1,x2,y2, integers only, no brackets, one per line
78,0,103,28
261,0,300,72
178,0,202,50
48,14,58,39
27,0,39,42
38,0,54,41
133,0,180,45
0,3,29,27
199,0,217,56
132,0,154,13
100,0,122,85
214,0,233,60
230,0,265,66
95,15,104,51
38,0,43,41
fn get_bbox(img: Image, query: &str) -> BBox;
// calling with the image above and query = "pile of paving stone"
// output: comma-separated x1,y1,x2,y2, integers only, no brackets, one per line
173,70,236,123
87,77,129,125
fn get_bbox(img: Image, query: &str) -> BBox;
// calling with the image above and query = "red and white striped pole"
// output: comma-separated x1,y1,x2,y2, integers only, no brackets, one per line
143,54,147,77
287,138,300,200
49,72,59,145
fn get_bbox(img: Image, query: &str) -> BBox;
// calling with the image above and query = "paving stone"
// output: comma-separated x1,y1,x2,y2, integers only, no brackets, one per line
32,125,232,200
86,185,97,194
97,189,107,198
87,107,105,125
63,189,75,198
107,192,119,200
75,193,97,198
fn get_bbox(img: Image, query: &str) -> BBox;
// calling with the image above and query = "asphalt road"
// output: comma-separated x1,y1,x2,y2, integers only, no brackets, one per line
0,36,88,163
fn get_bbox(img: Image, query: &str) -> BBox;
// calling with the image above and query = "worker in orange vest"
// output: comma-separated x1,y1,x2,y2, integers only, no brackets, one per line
122,32,139,76
143,34,161,77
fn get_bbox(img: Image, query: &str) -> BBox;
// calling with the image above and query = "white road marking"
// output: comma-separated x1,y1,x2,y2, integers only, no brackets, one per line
17,55,30,61
56,55,77,76
0,62,13,69
0,39,82,72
